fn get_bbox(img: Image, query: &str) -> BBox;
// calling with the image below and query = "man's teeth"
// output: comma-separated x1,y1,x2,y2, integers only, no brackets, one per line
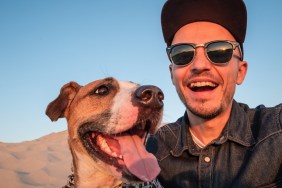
190,82,216,88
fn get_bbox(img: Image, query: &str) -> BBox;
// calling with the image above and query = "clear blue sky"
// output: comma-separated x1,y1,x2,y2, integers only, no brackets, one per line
1,1,282,143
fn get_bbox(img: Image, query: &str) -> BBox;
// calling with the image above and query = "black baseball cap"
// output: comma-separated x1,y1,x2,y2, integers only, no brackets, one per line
161,0,247,55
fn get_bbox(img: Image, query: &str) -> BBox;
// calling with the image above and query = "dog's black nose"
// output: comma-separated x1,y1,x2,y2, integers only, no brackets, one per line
135,85,164,108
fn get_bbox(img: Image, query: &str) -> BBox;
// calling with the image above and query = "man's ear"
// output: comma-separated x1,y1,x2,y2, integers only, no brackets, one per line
236,61,248,85
45,82,81,121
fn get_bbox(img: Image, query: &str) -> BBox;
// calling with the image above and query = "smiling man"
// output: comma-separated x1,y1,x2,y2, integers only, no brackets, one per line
169,21,247,146
143,0,282,187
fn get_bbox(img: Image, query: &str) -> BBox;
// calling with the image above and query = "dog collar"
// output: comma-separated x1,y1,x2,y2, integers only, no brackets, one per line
62,174,75,188
62,174,123,188
62,174,163,188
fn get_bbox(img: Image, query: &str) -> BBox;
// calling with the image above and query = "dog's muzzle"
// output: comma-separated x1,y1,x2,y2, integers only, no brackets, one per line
79,85,164,182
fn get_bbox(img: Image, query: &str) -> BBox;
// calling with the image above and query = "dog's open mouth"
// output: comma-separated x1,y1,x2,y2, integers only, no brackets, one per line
79,120,160,182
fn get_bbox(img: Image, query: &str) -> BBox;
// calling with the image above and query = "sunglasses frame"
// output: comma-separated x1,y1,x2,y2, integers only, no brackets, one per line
166,40,243,66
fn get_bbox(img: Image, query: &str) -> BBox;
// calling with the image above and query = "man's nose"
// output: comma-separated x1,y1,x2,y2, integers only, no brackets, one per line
191,47,212,72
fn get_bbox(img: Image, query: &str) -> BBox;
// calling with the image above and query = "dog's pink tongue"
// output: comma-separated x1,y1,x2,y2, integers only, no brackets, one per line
117,135,160,182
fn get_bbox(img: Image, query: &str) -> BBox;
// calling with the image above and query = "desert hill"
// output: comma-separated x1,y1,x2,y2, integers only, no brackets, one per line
0,131,71,188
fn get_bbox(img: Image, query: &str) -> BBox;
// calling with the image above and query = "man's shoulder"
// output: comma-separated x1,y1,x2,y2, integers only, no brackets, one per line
239,103,282,126
156,117,183,141
146,117,184,159
238,102,282,141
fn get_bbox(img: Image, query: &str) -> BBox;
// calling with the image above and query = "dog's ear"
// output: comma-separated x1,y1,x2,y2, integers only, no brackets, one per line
46,82,81,121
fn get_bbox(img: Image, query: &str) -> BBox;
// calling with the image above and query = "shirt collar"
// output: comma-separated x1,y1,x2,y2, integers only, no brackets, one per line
171,100,255,156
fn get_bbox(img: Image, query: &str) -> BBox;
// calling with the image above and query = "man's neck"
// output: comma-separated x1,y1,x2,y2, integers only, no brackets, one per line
187,105,232,146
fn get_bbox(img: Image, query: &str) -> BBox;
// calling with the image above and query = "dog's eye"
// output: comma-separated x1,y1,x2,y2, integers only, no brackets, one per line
92,85,109,96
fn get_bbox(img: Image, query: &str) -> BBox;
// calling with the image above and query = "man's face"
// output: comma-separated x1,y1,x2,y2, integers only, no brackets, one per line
169,22,247,120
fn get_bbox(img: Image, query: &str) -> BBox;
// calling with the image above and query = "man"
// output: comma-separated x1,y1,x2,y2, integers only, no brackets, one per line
143,0,282,187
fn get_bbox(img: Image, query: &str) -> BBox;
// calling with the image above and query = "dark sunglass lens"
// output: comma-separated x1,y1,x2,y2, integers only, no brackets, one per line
170,45,194,66
207,42,233,63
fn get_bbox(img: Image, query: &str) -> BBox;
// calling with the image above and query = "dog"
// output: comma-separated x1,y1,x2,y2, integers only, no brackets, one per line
46,77,164,188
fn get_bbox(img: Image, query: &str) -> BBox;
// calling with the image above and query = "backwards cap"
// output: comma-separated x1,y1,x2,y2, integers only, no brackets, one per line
161,0,247,56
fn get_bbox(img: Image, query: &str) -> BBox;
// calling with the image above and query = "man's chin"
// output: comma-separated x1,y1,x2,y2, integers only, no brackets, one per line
190,108,221,120
186,103,223,120
178,91,224,119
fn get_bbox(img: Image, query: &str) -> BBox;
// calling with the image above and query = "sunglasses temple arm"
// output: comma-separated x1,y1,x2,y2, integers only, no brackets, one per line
166,48,173,63
235,44,243,61
233,54,242,61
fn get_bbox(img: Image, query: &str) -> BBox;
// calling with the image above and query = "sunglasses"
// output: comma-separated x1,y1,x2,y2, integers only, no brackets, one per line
166,40,242,66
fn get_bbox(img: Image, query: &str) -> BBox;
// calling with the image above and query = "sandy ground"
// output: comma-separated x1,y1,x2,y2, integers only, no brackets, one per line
0,131,72,188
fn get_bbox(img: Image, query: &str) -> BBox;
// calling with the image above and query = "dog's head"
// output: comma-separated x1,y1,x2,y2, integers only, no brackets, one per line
46,77,164,183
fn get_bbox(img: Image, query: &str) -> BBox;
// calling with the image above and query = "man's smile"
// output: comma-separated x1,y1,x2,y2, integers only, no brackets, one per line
189,81,218,92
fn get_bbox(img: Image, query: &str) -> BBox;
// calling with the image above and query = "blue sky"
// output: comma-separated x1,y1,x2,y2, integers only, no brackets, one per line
1,1,282,143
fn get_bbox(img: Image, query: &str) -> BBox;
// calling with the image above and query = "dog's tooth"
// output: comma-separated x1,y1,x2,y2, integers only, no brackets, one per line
91,132,95,138
112,153,123,159
97,135,114,156
99,137,108,148
112,152,118,158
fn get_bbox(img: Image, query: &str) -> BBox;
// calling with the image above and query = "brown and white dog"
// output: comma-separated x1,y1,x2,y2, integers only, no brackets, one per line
46,77,164,188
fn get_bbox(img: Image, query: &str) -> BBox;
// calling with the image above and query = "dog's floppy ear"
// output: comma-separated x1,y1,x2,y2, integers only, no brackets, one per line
46,82,81,121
